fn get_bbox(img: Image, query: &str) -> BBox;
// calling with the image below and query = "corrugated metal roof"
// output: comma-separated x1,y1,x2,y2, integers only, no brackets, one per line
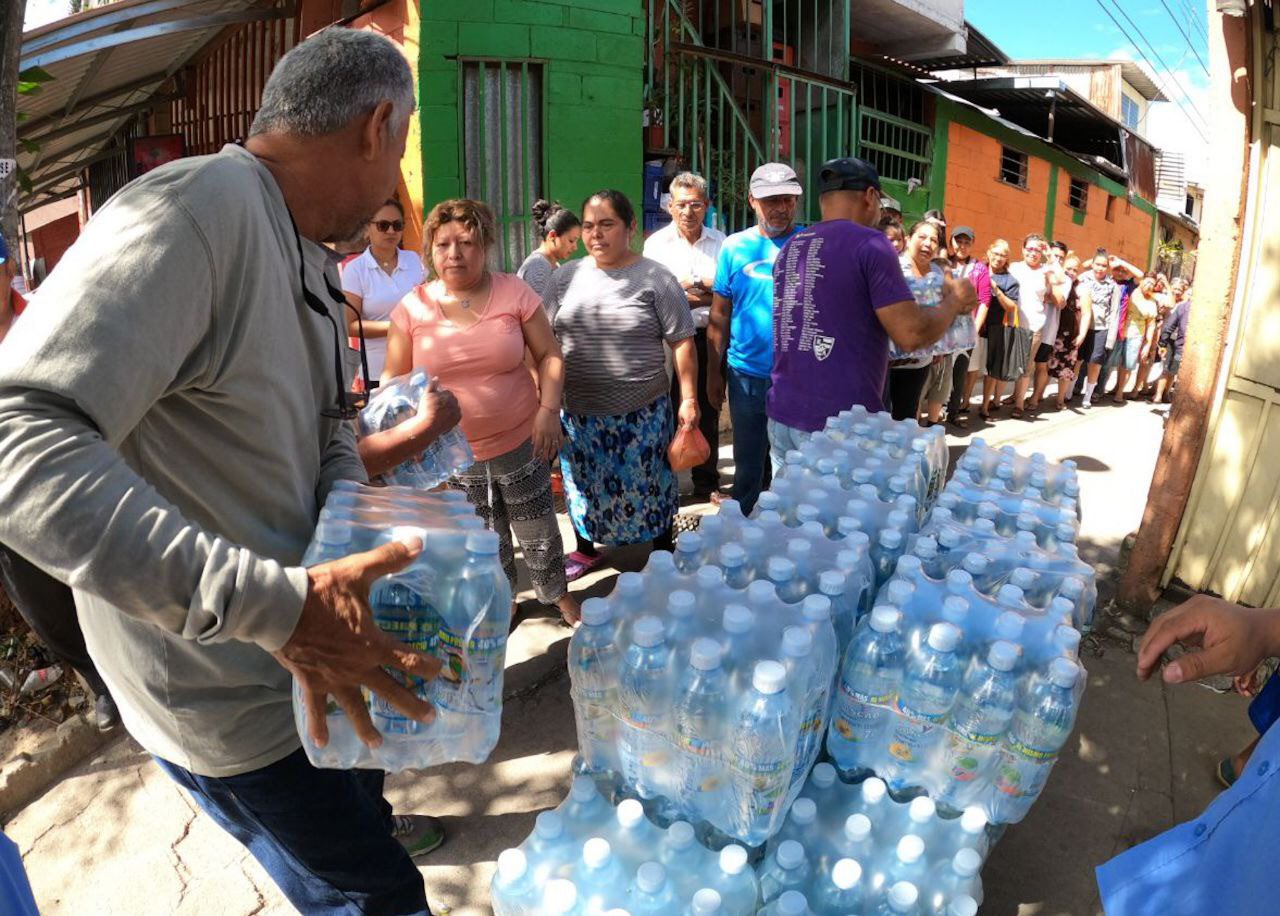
17,0,290,210
1007,59,1168,102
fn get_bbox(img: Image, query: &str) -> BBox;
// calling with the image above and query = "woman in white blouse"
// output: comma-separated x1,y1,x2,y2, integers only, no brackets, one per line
339,198,426,379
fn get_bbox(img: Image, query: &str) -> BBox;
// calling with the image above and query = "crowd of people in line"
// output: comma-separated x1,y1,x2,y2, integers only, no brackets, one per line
325,153,1195,629
0,27,1207,916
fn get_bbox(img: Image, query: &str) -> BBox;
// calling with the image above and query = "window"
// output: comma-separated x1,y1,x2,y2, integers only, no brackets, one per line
462,60,544,271
1068,177,1089,212
1185,193,1196,217
1120,93,1140,131
999,146,1029,188
1105,194,1116,222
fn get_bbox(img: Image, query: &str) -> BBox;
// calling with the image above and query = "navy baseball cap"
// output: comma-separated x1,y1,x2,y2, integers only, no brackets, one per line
817,157,882,194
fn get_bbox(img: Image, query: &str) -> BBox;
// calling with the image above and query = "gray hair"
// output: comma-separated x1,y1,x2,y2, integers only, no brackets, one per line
669,171,709,199
249,28,415,138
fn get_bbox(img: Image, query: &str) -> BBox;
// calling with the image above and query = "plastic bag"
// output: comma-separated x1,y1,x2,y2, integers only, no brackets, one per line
668,424,710,471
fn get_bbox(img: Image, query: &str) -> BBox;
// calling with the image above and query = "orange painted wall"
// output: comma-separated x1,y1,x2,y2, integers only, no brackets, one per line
943,122,1155,266
1049,179,1154,265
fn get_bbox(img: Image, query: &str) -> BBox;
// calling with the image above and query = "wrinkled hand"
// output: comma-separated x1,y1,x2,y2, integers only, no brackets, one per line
706,366,726,412
1136,594,1280,685
940,267,978,317
417,376,462,439
678,397,699,430
532,406,563,461
275,538,443,748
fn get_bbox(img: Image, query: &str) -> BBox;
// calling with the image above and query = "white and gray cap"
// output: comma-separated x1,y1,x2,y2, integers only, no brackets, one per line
750,162,803,198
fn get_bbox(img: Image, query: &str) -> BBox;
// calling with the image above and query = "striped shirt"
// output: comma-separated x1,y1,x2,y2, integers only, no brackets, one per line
545,256,695,416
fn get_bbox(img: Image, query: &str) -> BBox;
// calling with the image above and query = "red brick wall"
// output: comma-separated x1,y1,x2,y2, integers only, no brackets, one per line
943,122,1155,266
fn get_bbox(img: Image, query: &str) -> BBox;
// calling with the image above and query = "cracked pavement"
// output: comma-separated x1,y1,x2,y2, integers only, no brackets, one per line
2,401,1257,914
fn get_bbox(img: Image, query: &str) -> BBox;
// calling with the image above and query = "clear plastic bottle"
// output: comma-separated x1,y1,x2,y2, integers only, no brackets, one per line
675,531,706,573
767,796,818,861
673,637,729,827
945,894,978,916
707,845,760,916
768,557,806,604
781,627,824,786
687,888,724,915
934,640,1020,813
874,880,920,916
491,848,539,916
666,590,699,653
541,878,583,915
883,623,964,794
760,890,812,916
811,858,865,916
569,598,620,783
519,810,576,884
561,774,612,839
573,837,627,913
719,604,756,690
819,570,857,650
828,607,906,780
727,661,794,845
610,798,661,869
628,861,677,915
660,821,713,900
923,847,983,915
994,658,1082,822
855,776,890,826
720,543,753,590
759,839,812,904
824,813,872,875
616,616,673,801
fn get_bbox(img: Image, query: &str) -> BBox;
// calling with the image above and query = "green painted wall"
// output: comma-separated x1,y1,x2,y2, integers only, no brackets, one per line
420,0,645,240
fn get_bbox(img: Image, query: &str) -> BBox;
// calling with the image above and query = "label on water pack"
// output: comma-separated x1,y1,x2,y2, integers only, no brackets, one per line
732,747,788,821
831,680,894,743
676,732,723,796
791,694,827,782
429,628,504,714
941,727,1001,784
887,698,948,763
370,609,440,732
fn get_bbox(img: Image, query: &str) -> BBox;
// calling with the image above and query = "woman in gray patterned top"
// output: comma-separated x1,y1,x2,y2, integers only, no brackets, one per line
545,190,699,579
516,199,581,298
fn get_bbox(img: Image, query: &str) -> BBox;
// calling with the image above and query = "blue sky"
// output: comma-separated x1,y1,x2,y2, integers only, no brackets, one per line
967,0,1212,172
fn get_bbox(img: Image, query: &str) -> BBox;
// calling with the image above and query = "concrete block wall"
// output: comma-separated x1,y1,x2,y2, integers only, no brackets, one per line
938,114,1157,266
419,0,645,243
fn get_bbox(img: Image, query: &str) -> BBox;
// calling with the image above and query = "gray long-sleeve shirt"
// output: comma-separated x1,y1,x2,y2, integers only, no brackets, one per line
0,145,367,777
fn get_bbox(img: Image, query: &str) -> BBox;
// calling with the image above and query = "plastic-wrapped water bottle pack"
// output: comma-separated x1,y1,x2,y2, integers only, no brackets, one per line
293,481,511,772
771,405,951,511
568,576,839,848
493,770,984,915
358,370,474,488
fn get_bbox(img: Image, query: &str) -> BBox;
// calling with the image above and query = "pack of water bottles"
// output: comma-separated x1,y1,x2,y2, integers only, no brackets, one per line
493,776,761,914
494,769,984,914
569,566,839,848
826,443,1089,824
358,370,474,488
772,405,950,514
292,481,511,772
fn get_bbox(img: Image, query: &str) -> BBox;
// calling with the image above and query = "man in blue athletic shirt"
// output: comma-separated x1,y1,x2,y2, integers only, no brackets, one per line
706,163,803,514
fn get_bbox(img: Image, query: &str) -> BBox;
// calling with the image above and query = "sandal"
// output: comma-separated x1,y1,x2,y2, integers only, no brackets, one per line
1011,407,1025,419
564,550,604,582
1217,756,1239,789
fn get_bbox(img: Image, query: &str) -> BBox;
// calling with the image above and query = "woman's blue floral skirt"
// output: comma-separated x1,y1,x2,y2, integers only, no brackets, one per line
560,395,678,546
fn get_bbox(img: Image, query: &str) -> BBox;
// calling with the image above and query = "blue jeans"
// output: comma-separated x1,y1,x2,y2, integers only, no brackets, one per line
726,366,772,514
767,417,814,478
156,749,430,915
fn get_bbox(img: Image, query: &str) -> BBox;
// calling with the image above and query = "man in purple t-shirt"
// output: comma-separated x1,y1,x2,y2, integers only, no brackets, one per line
766,157,976,471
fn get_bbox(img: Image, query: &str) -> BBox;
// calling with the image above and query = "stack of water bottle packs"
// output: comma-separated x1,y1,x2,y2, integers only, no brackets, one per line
493,770,984,915
358,369,475,488
826,442,1091,825
292,480,511,772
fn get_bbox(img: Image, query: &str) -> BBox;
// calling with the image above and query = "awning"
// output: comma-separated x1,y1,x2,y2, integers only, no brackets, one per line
17,0,294,211
932,76,1132,173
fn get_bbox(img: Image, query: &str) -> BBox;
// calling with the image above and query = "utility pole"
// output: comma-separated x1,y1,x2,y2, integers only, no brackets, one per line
1,0,29,257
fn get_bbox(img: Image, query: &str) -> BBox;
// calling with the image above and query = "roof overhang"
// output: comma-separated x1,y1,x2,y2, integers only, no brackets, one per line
1008,58,1167,101
931,76,1134,173
903,21,1011,72
16,0,294,212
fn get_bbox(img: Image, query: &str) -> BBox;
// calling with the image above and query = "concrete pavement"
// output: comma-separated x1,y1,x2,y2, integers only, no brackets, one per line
4,398,1256,915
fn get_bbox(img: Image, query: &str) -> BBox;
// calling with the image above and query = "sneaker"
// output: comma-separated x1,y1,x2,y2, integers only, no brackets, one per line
392,814,446,859
94,692,120,733
1082,397,1092,409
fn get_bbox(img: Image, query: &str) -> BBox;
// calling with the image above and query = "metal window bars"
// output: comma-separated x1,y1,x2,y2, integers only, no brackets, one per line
461,59,544,272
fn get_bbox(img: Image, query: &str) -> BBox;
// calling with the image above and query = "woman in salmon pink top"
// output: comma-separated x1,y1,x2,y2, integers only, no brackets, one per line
383,199,579,625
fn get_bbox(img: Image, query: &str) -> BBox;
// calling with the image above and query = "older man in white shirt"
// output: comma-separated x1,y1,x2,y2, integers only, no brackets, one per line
644,171,726,499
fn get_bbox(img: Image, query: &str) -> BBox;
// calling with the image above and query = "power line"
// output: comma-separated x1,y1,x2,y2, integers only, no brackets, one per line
1153,0,1211,77
1176,0,1210,41
1093,0,1210,141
